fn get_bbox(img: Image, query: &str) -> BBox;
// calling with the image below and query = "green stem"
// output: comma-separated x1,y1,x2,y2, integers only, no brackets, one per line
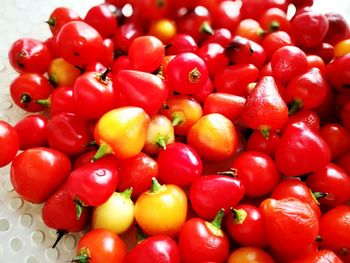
200,21,214,35
270,21,280,32
156,135,168,149
231,208,247,224
121,188,133,199
171,112,184,126
150,177,162,193
313,191,328,200
45,17,55,27
72,248,91,263
92,143,113,162
289,99,302,116
36,97,51,107
48,74,58,87
217,168,237,177
98,68,111,83
136,224,147,243
260,127,270,139
74,197,84,220
211,208,225,229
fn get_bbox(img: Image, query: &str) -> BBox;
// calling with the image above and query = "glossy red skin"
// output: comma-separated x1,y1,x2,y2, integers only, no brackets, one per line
259,8,291,33
47,113,92,156
67,155,119,207
325,54,350,94
202,28,232,47
196,43,229,77
319,205,350,261
240,0,288,20
225,204,267,248
210,1,241,32
115,70,168,116
246,130,280,158
242,76,288,131
231,151,280,197
275,122,331,177
166,34,198,55
320,123,350,159
111,55,132,74
10,147,71,203
261,31,293,60
305,42,334,64
192,77,215,103
73,71,118,120
157,142,202,187
324,12,350,46
0,121,19,167
42,183,90,232
116,152,158,199
203,93,246,122
271,179,321,218
76,229,126,263
291,249,343,263
14,114,48,150
47,7,81,36
84,4,117,38
113,23,143,53
178,217,230,263
49,86,75,115
340,102,350,130
176,11,212,43
214,64,259,96
56,21,104,66
189,175,245,220
8,38,52,74
44,37,59,59
98,38,115,67
314,83,335,121
284,110,320,133
289,0,313,8
124,235,180,263
271,46,308,83
166,52,209,95
226,37,266,69
134,0,170,20
10,73,53,112
291,10,329,48
306,163,350,207
286,68,329,110
336,152,350,175
306,55,326,74
128,36,165,73
73,150,96,169
260,198,319,255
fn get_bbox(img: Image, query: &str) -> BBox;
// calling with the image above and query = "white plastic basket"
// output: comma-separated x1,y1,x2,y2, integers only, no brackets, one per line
0,0,350,262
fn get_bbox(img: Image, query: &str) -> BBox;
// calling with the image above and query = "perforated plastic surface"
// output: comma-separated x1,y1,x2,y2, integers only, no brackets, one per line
0,0,350,262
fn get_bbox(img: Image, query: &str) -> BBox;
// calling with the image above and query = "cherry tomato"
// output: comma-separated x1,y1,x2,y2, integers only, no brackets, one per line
319,123,350,159
10,147,71,203
0,120,19,167
128,36,165,73
187,113,238,161
260,8,291,33
10,73,53,112
261,31,293,60
8,38,52,74
178,209,230,263
116,152,158,199
47,7,81,36
225,204,267,248
260,198,319,255
227,247,275,263
73,229,126,263
114,70,168,116
189,174,245,220
134,178,187,237
157,142,202,187
56,21,104,66
275,122,331,177
124,235,180,263
319,205,350,262
14,114,48,150
92,189,134,235
306,163,350,207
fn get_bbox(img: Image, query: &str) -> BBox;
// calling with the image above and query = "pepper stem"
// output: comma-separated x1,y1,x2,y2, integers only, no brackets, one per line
188,67,201,83
74,197,84,220
270,21,280,32
45,17,55,27
313,191,328,200
211,208,225,229
200,21,214,35
260,127,270,139
98,68,111,83
52,230,68,248
231,208,248,224
156,135,168,149
217,168,237,177
121,188,133,199
150,177,162,193
288,99,302,116
92,143,113,162
136,224,147,243
20,93,32,105
36,97,51,107
72,248,91,263
171,112,184,126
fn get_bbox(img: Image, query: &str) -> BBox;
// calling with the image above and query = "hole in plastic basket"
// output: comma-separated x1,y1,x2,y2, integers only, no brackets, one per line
19,214,33,228
45,247,59,261
2,181,14,192
0,100,13,110
10,237,24,253
31,230,45,245
0,218,10,231
26,255,40,263
64,235,76,250
9,196,23,210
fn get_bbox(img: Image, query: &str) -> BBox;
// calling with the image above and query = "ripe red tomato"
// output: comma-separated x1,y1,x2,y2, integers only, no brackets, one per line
10,147,71,203
0,121,19,167
47,7,82,36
